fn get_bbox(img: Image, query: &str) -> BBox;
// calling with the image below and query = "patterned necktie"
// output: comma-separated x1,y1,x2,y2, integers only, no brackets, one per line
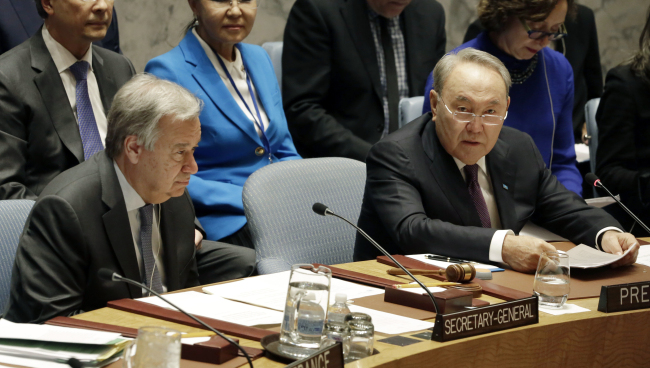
464,164,492,228
68,61,103,160
379,17,399,133
138,204,163,294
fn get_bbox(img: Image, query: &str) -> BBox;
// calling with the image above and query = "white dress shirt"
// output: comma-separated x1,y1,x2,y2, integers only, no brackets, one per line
42,26,108,145
113,162,167,293
453,157,623,262
193,28,269,137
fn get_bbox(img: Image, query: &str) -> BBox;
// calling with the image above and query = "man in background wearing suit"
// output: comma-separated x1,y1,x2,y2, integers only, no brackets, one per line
5,75,227,323
0,0,121,55
282,0,446,161
0,0,134,200
354,48,638,272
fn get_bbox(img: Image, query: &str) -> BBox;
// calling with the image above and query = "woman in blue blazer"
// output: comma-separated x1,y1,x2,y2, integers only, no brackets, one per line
146,0,301,247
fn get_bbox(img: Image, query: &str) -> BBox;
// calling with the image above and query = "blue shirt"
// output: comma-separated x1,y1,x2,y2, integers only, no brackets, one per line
422,32,582,196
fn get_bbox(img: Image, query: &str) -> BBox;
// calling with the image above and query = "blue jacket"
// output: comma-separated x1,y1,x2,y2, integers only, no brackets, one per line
146,31,301,241
422,32,582,196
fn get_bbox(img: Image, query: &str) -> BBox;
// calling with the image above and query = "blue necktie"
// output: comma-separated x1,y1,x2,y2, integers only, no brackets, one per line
68,61,103,160
138,204,163,294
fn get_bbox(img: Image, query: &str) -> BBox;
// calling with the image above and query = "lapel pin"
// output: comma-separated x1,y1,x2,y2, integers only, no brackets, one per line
503,184,509,190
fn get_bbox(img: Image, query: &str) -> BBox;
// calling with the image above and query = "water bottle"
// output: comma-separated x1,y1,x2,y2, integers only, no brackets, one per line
328,293,351,323
296,292,326,345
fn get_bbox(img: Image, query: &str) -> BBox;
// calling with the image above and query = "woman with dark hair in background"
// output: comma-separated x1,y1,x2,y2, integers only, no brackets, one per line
145,0,301,248
595,6,650,236
422,0,583,196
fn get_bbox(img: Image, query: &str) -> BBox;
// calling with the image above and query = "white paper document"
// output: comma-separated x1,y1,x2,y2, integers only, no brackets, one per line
203,271,385,312
347,305,434,335
566,244,637,269
634,245,650,267
138,291,284,326
400,286,447,295
406,254,501,270
0,319,122,345
0,355,71,368
539,303,590,315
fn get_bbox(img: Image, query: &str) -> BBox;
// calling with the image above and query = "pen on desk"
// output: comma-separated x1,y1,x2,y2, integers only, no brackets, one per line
425,254,469,263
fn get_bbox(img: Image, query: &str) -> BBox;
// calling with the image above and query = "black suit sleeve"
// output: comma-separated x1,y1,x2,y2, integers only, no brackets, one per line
365,140,497,263
0,70,37,200
282,0,373,161
4,195,88,323
581,8,603,101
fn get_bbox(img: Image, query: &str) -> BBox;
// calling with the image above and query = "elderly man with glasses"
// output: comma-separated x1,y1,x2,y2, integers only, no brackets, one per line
353,48,638,273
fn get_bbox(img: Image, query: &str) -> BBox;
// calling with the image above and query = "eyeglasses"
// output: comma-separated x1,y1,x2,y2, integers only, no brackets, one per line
439,97,507,126
520,18,567,41
209,0,258,10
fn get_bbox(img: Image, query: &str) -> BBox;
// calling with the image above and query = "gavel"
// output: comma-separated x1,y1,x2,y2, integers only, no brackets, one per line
386,262,477,283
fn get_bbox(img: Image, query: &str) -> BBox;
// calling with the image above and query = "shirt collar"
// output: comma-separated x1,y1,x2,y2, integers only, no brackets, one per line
42,25,93,74
453,156,487,176
192,27,245,79
113,161,147,212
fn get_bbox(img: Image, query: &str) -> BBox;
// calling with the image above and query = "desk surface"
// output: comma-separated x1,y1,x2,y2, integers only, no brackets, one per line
70,257,650,368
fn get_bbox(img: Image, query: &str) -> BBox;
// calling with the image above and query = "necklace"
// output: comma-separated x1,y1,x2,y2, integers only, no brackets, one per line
509,54,538,84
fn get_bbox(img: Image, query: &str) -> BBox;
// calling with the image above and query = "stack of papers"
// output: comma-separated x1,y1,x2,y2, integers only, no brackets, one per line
566,244,637,269
635,245,650,267
0,319,129,368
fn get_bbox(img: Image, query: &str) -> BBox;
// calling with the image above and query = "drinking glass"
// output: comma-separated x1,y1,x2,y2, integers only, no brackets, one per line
122,326,181,368
533,251,570,308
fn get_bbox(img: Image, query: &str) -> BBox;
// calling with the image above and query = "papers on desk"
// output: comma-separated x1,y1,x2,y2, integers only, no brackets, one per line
566,244,637,269
0,319,128,367
406,254,503,271
202,271,385,311
634,245,650,267
138,291,284,326
347,305,434,334
539,303,590,315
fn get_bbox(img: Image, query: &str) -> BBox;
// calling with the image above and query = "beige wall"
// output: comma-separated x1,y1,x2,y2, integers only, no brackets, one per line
119,0,648,80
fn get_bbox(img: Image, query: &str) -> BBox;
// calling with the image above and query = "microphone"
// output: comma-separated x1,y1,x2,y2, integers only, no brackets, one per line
585,173,650,234
312,203,440,314
97,269,253,368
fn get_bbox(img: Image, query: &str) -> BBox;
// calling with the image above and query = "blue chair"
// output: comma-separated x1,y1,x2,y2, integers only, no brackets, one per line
585,98,600,197
243,158,366,274
262,41,283,91
399,96,425,128
0,200,34,313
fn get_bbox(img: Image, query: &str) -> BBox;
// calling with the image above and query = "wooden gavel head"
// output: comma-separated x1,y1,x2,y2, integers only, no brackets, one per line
445,263,476,283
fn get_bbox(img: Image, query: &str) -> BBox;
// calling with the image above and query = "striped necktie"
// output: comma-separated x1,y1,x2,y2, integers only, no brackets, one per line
138,204,163,294
68,61,103,160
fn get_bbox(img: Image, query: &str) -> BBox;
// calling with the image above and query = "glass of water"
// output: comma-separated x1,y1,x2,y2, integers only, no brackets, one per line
122,326,181,368
533,251,570,308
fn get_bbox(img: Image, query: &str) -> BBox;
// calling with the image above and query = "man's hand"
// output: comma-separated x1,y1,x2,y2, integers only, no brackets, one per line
502,235,557,273
601,231,639,267
194,229,203,251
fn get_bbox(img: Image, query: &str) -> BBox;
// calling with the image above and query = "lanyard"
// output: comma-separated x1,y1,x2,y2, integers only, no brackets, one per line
215,51,273,164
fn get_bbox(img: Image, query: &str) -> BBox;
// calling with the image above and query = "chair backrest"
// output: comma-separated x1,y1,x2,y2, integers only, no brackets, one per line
399,96,425,128
585,97,600,197
261,41,283,91
0,200,34,312
243,158,366,274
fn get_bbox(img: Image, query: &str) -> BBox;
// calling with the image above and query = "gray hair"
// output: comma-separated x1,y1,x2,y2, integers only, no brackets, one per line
433,48,512,97
105,73,203,159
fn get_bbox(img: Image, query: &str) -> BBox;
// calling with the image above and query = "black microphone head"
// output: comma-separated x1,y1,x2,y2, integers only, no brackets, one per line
585,173,601,187
68,358,83,368
312,203,329,216
98,268,118,281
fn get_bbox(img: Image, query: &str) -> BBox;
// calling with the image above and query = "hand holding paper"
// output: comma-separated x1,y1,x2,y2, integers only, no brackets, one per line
600,231,639,267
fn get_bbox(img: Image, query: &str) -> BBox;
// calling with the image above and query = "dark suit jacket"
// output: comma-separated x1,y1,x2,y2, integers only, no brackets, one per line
0,28,134,200
3,152,200,323
463,4,603,143
282,0,446,161
0,0,121,55
353,114,621,262
596,65,650,216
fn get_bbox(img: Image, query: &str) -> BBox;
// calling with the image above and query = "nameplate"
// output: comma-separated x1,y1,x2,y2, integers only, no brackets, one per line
285,342,343,368
431,296,538,342
597,281,650,313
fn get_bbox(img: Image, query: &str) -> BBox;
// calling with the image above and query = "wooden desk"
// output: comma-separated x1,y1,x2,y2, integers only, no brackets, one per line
71,258,650,368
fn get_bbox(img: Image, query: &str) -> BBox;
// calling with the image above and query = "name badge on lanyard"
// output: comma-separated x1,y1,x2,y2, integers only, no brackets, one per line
215,49,273,164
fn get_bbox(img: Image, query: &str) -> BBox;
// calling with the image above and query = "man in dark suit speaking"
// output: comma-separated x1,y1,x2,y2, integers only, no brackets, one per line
0,0,134,200
282,0,446,161
4,75,206,323
354,48,638,272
